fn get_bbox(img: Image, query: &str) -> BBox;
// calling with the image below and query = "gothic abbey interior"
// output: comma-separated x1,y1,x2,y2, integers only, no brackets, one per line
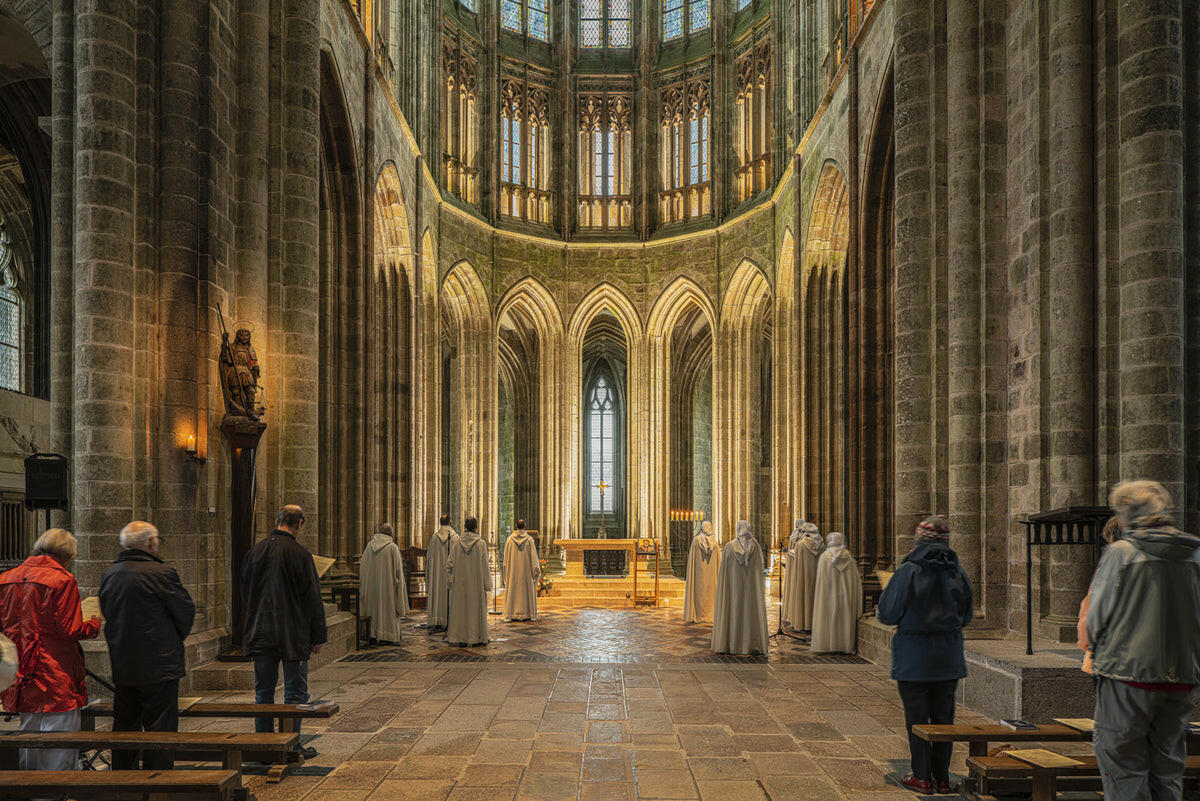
0,0,1197,794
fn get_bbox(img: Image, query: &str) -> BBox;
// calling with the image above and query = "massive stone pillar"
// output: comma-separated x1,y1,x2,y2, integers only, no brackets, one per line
1117,0,1186,502
70,0,138,591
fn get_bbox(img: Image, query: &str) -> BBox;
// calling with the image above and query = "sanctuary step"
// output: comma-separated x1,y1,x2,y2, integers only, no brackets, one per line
498,573,687,609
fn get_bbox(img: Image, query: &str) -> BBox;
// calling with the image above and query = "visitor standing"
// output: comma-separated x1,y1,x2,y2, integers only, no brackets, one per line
99,521,195,769
425,515,458,631
359,523,408,645
0,529,102,770
242,505,327,757
1087,480,1200,801
446,516,491,646
876,516,973,795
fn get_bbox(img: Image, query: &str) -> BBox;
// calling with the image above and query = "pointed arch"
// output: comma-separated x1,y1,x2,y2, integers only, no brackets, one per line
647,276,717,340
374,161,414,281
497,276,566,340
568,281,643,344
774,228,800,545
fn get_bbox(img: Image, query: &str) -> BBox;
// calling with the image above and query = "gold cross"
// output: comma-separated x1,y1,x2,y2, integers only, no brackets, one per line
595,480,609,494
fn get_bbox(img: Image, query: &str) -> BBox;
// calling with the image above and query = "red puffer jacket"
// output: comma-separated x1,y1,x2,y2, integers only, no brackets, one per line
0,555,101,713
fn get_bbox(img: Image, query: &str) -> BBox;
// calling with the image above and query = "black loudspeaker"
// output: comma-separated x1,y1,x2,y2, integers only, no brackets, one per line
24,453,69,511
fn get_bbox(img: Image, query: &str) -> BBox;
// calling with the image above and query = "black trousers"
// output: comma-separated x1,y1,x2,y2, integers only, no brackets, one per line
898,679,958,782
112,679,181,770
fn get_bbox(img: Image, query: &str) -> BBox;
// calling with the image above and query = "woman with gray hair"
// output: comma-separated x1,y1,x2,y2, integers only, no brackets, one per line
1086,480,1200,801
0,529,102,770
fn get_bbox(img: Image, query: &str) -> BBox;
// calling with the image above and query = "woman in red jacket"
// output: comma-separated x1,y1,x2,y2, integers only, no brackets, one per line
0,528,102,770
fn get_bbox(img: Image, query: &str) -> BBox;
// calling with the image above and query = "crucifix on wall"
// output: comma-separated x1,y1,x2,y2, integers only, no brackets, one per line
595,479,609,538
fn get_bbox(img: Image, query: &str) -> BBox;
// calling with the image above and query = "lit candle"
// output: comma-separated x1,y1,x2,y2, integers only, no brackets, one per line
186,435,196,454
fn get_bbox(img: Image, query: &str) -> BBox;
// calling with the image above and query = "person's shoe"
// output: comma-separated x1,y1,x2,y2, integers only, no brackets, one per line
899,774,933,794
934,780,954,795
297,745,318,760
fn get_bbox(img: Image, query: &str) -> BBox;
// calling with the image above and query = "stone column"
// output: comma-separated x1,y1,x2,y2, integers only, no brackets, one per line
891,0,936,560
49,0,75,510
277,0,322,548
71,0,138,592
1117,0,1186,502
946,0,982,594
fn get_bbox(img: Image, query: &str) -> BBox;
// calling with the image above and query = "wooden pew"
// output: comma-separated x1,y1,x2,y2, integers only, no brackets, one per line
967,753,1200,801
82,700,338,781
912,723,1090,757
0,730,298,771
0,768,241,801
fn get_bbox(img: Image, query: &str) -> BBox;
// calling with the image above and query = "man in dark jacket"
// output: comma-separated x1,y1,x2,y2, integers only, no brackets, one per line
242,505,326,756
99,521,195,770
1086,481,1200,801
876,515,973,795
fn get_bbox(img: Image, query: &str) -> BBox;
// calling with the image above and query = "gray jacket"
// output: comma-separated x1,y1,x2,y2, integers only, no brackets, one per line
1086,527,1200,684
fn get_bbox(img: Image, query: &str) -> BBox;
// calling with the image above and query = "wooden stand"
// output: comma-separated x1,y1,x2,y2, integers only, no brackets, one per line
219,416,266,660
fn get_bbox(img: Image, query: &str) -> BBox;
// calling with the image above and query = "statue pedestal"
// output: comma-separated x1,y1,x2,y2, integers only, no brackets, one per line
218,415,266,661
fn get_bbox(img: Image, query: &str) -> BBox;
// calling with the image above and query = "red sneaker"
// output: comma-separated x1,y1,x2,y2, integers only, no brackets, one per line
935,780,954,794
900,773,933,794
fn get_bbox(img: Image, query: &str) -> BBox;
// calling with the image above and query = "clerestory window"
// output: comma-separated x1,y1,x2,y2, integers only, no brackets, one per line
663,0,710,41
580,0,631,48
501,0,549,41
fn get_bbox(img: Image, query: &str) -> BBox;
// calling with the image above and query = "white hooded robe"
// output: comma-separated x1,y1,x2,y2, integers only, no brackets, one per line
502,530,540,621
711,521,769,654
783,521,823,631
810,532,863,653
359,530,408,642
683,522,720,624
446,530,492,646
426,526,459,628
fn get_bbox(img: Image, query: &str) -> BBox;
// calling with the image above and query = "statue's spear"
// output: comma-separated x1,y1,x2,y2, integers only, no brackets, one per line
216,303,252,417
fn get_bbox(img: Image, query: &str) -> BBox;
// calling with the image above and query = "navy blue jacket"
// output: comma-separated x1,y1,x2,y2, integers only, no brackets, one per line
876,541,973,682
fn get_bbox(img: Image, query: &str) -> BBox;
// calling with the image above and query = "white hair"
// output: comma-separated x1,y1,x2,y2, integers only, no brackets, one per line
119,520,159,550
32,528,77,564
1109,480,1174,530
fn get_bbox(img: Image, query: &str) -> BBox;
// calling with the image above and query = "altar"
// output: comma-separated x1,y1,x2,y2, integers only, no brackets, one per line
554,538,640,577
540,538,683,608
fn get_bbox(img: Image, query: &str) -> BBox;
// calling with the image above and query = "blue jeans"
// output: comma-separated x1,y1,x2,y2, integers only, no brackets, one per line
252,655,309,734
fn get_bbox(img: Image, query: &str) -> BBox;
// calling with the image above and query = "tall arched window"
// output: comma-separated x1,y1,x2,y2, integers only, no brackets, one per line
580,0,631,48
588,376,615,513
0,226,21,393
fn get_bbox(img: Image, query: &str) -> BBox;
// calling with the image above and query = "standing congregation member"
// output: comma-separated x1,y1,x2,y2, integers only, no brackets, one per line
0,529,101,770
243,505,326,757
100,521,195,770
359,523,408,645
876,516,973,795
1087,481,1200,801
682,521,720,624
425,515,458,631
502,519,540,621
810,532,862,653
711,520,769,655
446,516,491,646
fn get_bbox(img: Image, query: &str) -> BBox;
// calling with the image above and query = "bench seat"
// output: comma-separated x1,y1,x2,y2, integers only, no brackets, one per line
0,768,240,800
967,754,1200,801
0,730,298,770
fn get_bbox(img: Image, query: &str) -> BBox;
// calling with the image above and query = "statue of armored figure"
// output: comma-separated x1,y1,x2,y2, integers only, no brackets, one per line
220,326,263,420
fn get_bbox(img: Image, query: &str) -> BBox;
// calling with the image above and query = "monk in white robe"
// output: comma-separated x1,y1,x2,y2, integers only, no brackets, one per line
783,520,823,631
359,523,408,644
711,520,769,654
811,532,863,653
446,516,491,646
683,521,720,623
502,521,540,621
425,516,458,631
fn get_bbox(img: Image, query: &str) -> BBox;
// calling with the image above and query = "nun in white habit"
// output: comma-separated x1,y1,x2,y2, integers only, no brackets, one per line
783,520,823,631
502,520,540,621
711,520,769,654
425,515,459,631
446,516,492,646
359,523,408,644
683,521,720,624
810,532,863,653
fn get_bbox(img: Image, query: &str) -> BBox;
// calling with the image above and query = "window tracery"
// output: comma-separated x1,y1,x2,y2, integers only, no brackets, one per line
442,32,479,205
659,75,710,223
0,224,20,393
588,376,615,514
500,78,552,224
578,92,633,230
580,0,631,48
735,38,772,203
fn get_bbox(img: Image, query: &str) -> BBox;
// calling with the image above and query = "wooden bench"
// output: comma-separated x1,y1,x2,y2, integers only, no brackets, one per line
82,701,337,780
0,768,241,800
912,723,1092,757
0,730,298,771
967,754,1200,801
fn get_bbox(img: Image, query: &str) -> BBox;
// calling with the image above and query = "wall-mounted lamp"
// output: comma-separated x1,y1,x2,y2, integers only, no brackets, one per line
186,434,206,464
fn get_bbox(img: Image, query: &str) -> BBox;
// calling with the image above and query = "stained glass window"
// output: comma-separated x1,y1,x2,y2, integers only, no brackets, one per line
664,0,708,40
581,0,631,48
589,377,615,514
0,261,19,393
689,0,710,31
737,0,751,8
529,0,549,40
459,0,476,10
501,1,522,33
697,111,709,182
503,0,549,41
664,0,683,39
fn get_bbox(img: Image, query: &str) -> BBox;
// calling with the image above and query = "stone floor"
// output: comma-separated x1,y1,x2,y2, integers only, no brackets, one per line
179,608,1024,801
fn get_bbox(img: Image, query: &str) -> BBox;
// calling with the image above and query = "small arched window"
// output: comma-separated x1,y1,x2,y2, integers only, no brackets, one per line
588,376,615,513
0,227,21,393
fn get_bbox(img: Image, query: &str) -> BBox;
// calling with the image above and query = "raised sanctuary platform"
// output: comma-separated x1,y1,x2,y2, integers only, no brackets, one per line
509,539,687,608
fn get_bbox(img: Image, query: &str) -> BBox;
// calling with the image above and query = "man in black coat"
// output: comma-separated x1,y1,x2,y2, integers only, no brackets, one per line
242,505,327,756
99,520,195,770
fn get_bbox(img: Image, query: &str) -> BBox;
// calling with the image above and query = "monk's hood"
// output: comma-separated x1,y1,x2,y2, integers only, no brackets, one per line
695,534,714,558
827,548,854,571
510,532,531,547
730,536,757,566
434,526,456,544
368,532,393,552
459,532,483,552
